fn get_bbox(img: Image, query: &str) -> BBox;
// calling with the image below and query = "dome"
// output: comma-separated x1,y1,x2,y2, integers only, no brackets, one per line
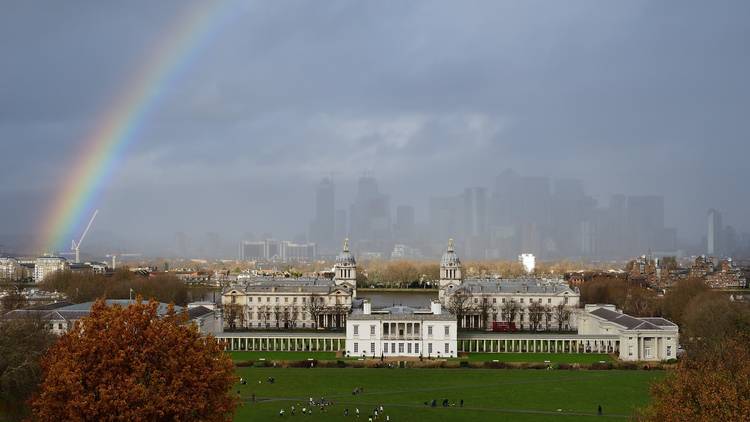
336,238,356,266
440,238,461,267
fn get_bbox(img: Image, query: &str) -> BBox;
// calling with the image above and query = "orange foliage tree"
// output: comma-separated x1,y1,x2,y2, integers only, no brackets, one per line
30,299,237,421
639,333,750,421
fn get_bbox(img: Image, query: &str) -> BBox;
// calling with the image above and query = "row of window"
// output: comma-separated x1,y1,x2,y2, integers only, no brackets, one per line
473,297,567,305
353,324,451,337
352,342,450,355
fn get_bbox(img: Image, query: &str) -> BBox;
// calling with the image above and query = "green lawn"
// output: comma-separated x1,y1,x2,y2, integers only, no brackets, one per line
229,351,338,362
232,368,662,421
462,353,613,364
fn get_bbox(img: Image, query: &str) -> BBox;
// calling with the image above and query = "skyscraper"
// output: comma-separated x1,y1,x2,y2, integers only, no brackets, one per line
707,208,723,256
310,178,335,252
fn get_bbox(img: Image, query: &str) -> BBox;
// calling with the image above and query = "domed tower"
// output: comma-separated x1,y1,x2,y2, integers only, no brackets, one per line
334,238,357,290
439,238,463,289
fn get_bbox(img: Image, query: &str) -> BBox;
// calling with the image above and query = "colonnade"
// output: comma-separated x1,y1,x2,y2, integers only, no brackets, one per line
218,336,345,352
457,338,618,354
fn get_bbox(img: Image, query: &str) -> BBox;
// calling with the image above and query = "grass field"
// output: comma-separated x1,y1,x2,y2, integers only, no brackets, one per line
232,367,662,421
228,351,613,364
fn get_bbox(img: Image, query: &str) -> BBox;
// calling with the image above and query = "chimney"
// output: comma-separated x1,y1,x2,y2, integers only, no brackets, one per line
431,300,442,315
363,300,372,315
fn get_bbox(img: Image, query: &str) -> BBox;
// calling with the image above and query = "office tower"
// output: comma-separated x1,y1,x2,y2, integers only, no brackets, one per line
626,195,665,254
310,178,335,252
349,176,391,249
335,209,348,243
707,208,723,255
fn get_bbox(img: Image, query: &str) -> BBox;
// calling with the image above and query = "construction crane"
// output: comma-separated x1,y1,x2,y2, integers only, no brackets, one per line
71,210,99,264
105,253,142,270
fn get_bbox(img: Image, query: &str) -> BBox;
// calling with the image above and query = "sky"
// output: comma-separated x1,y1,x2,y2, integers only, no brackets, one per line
1,0,749,256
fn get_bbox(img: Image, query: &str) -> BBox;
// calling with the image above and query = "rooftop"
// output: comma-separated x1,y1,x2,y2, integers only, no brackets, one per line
588,307,677,331
454,279,577,295
349,305,454,321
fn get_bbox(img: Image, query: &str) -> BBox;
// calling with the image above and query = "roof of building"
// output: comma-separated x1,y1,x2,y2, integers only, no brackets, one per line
588,307,676,331
25,301,74,310
1,300,192,323
228,278,350,295
187,305,214,320
349,305,455,321
453,279,577,295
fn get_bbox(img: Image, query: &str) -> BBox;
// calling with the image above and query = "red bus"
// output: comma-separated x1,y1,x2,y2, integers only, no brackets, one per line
492,321,518,332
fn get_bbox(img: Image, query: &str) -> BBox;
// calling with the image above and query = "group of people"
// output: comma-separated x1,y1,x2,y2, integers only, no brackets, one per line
424,398,464,408
278,397,336,417
343,404,389,421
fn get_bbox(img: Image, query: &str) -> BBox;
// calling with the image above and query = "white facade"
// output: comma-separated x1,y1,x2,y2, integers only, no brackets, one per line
578,304,678,361
33,256,69,283
346,301,458,358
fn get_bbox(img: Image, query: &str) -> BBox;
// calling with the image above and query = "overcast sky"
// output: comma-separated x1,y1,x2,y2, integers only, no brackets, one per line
1,0,748,255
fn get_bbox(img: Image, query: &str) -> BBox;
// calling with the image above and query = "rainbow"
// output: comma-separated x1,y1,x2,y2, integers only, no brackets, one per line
38,0,234,254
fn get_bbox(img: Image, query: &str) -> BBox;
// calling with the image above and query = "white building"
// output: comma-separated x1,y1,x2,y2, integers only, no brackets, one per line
346,300,457,358
33,256,69,283
518,253,536,274
578,304,678,361
222,240,357,329
439,240,579,330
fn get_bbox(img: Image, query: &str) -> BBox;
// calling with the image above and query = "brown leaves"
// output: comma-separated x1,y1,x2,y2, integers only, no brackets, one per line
30,298,237,421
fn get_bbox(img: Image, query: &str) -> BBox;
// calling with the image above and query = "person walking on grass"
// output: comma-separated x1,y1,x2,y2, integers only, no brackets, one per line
598,404,602,415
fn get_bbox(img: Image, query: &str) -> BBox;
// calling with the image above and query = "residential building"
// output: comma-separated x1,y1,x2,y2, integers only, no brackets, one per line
33,256,68,283
0,257,22,281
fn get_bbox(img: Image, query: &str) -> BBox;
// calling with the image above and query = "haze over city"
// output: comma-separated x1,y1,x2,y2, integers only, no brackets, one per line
2,0,749,259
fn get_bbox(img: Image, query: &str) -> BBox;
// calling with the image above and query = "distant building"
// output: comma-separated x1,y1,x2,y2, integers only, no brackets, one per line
0,257,22,281
33,256,68,283
707,209,723,256
518,253,536,274
239,239,316,262
346,300,457,358
309,178,336,252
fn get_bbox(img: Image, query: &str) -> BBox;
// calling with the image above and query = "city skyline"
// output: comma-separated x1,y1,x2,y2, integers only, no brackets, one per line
1,1,750,258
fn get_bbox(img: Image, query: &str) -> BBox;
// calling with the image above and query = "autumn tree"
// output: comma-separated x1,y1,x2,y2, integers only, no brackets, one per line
30,299,237,421
0,317,56,420
679,292,750,358
660,278,709,327
639,333,750,421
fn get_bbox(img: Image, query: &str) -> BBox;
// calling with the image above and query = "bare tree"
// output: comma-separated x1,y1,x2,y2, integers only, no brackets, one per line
222,304,241,330
554,303,572,331
272,305,283,328
445,289,473,329
1,290,27,314
543,304,553,330
500,300,521,326
304,294,325,329
476,297,494,330
528,301,545,331
333,303,346,329
288,305,299,328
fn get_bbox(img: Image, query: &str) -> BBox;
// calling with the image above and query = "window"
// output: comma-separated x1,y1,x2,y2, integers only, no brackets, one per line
445,343,449,354
58,323,63,330
370,325,376,336
293,297,297,303
473,298,478,303
354,343,359,353
384,343,389,353
628,345,634,356
407,343,412,353
266,297,270,302
415,343,420,354
548,298,551,304
492,298,496,304
428,343,433,354
353,325,359,336
645,347,652,359
249,297,253,302
284,297,288,303
520,298,524,303
428,326,433,336
666,346,672,357
444,326,450,336
302,297,306,303
275,297,279,303
231,296,236,304
502,298,506,303
392,343,395,353
371,343,375,353
399,343,404,353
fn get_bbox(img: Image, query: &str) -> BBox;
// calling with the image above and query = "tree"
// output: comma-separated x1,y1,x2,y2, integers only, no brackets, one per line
543,305,553,330
1,290,27,314
639,333,750,421
679,292,750,359
272,305,283,328
661,278,710,327
304,294,325,329
0,317,56,420
445,289,473,329
222,303,242,330
527,302,545,331
30,299,237,421
553,303,572,331
500,300,520,325
476,298,494,330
